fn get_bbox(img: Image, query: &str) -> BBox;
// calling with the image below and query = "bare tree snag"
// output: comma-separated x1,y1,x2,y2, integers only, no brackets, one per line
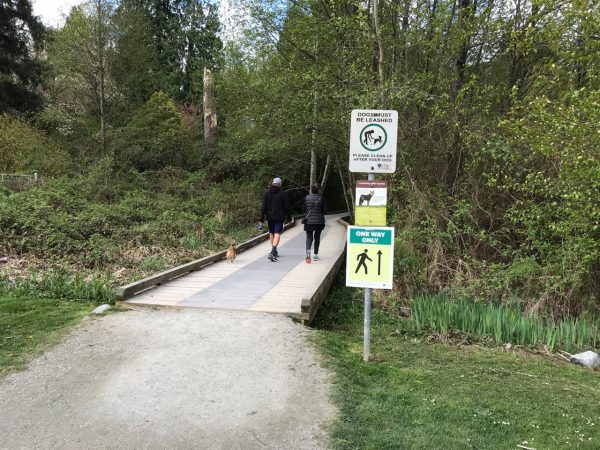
96,0,106,153
320,153,331,193
203,67,218,144
373,0,386,105
310,90,318,189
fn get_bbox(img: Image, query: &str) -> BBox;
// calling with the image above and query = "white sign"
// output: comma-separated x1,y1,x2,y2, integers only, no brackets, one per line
349,109,398,173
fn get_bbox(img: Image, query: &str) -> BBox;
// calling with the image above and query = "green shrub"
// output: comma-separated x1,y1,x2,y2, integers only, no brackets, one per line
0,114,71,174
482,89,600,312
113,92,198,171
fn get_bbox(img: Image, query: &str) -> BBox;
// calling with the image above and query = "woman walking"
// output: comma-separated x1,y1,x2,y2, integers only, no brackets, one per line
304,182,328,263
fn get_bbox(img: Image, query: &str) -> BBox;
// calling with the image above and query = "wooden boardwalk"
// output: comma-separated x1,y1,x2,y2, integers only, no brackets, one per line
124,214,347,320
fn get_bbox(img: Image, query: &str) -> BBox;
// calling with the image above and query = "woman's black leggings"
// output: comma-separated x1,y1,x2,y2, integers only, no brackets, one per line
306,229,323,254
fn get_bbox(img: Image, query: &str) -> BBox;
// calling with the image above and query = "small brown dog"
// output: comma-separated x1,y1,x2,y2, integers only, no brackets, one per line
226,244,237,263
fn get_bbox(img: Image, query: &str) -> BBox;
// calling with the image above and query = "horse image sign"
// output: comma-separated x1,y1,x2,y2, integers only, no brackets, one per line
349,109,398,173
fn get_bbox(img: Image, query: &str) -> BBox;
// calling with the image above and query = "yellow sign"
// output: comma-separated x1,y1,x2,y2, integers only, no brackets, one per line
355,180,387,226
346,226,394,289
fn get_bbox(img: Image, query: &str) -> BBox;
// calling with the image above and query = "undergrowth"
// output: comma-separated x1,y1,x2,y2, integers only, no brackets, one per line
412,294,599,353
0,167,262,293
0,270,114,303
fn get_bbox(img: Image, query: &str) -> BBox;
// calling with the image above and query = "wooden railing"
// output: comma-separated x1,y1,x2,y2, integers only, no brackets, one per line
0,171,40,190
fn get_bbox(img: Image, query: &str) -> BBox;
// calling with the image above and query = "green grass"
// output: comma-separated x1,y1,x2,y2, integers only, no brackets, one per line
0,295,94,376
0,270,115,303
314,283,600,449
412,294,599,353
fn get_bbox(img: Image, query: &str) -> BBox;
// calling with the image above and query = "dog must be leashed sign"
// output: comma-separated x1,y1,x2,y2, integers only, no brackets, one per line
349,109,398,173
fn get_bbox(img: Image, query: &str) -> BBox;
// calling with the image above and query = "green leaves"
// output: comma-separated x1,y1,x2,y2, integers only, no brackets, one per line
113,92,194,171
0,0,45,113
412,294,599,353
483,88,600,305
0,115,70,174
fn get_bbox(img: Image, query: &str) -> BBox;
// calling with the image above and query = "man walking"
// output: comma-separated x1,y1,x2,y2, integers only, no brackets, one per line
260,177,292,261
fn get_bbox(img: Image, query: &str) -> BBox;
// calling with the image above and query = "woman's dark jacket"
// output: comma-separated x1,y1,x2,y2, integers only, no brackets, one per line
304,193,327,225
261,186,292,223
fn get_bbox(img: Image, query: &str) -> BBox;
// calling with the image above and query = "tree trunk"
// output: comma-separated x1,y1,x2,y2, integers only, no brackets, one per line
96,0,106,153
203,67,218,144
399,0,410,69
445,0,473,192
423,0,439,75
373,0,386,105
310,90,318,188
348,170,356,211
337,158,353,221
449,0,472,104
320,153,331,192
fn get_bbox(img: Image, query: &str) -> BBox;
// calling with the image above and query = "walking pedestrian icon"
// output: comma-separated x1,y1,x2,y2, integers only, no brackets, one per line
346,226,394,289
355,249,373,274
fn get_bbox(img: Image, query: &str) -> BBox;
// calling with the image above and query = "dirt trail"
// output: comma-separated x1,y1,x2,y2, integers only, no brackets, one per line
0,309,336,449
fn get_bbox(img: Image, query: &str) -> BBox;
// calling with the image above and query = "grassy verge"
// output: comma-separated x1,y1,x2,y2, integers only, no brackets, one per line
0,296,94,376
314,283,600,449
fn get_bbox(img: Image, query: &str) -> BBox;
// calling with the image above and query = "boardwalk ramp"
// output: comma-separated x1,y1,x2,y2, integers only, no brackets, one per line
118,214,347,323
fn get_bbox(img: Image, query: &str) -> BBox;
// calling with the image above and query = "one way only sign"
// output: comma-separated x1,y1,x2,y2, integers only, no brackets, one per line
346,226,394,289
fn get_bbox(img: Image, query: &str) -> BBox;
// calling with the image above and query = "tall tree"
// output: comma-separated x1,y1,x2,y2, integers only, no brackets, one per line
0,0,45,113
112,0,160,112
47,1,114,153
112,0,222,106
181,0,222,103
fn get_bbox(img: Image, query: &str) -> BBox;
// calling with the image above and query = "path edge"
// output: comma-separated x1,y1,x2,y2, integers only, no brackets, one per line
289,217,349,324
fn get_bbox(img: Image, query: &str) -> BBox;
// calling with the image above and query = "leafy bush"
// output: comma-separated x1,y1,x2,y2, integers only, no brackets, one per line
483,89,600,313
0,114,71,174
114,91,198,171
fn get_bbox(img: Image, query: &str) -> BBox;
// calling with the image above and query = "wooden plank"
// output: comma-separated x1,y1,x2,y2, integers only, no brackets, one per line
116,218,298,301
115,251,225,300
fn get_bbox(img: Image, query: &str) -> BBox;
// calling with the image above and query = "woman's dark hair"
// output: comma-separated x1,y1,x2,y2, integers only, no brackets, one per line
311,182,321,194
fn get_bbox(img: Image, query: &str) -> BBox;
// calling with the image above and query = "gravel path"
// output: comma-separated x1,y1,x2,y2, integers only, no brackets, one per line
0,309,336,449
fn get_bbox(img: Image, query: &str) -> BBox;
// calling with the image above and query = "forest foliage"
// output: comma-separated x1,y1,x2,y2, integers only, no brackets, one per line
1,0,599,316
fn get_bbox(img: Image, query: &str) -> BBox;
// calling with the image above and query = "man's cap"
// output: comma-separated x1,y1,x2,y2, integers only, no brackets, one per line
272,177,282,186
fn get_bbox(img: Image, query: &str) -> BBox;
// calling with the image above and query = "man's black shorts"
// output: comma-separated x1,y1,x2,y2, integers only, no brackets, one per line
268,221,284,234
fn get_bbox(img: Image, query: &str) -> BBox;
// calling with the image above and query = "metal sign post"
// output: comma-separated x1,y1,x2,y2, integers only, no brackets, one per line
364,172,374,361
347,109,398,363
